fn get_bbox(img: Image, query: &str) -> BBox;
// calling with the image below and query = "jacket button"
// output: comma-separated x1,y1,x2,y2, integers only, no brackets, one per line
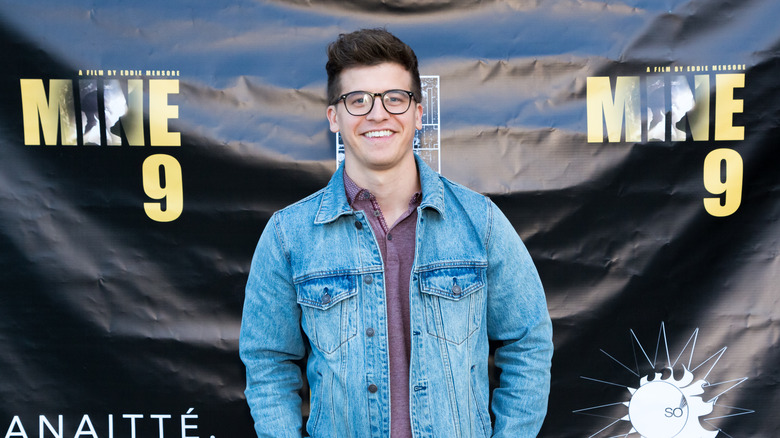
452,284,462,295
322,292,331,304
364,275,373,285
354,221,363,230
368,384,378,393
365,327,375,337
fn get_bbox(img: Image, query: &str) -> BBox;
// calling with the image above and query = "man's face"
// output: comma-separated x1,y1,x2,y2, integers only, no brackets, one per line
327,62,423,176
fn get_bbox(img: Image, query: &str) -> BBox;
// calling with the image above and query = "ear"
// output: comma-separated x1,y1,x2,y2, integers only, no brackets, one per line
327,105,340,133
414,102,423,131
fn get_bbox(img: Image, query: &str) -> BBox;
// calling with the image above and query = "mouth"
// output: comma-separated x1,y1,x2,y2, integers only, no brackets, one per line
362,129,393,139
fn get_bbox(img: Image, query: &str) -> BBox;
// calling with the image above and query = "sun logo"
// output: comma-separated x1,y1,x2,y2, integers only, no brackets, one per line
575,323,753,437
627,367,715,437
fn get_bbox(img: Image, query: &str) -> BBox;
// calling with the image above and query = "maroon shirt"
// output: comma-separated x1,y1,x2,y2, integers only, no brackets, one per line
345,172,420,438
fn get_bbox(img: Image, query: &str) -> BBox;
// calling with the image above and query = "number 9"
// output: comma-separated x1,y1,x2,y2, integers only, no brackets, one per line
143,154,183,222
703,148,742,217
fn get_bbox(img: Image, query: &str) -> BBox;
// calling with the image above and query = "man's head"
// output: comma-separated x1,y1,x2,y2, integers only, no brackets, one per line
325,29,424,178
326,28,422,106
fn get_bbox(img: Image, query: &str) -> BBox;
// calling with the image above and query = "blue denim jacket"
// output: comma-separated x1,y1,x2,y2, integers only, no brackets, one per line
240,155,553,437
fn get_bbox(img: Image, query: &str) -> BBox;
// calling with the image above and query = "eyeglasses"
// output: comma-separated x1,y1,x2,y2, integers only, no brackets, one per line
334,89,416,116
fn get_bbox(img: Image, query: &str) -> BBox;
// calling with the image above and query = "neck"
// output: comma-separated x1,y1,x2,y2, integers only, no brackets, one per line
345,156,420,225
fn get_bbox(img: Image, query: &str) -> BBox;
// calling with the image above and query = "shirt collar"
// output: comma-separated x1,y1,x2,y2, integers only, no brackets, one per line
316,154,444,224
343,171,421,209
343,171,366,206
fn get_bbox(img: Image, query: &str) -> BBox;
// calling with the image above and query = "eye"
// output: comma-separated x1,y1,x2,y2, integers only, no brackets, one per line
384,91,408,106
348,92,370,106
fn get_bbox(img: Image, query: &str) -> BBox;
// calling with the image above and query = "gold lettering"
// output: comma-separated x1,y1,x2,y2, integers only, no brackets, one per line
20,79,77,145
671,75,710,142
123,79,145,146
587,76,641,143
714,73,745,141
149,79,180,146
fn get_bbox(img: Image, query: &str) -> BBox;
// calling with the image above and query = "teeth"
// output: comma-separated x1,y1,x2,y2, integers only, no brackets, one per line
364,130,392,138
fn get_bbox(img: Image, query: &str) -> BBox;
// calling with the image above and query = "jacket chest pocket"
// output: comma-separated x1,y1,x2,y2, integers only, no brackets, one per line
418,265,485,345
295,274,358,354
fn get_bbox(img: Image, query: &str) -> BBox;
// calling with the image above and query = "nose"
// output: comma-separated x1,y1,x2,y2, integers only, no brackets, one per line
365,95,390,120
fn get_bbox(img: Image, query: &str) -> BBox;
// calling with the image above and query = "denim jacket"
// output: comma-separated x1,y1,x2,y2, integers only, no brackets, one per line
240,155,553,437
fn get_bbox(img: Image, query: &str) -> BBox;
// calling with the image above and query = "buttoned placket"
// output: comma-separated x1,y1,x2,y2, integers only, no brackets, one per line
344,174,421,438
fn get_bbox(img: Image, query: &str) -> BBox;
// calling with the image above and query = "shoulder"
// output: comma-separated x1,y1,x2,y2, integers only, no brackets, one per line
436,175,524,250
268,187,328,231
435,174,497,223
441,175,490,202
277,187,326,215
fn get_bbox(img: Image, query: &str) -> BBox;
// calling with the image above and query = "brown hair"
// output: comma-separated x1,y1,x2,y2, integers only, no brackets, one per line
326,28,422,106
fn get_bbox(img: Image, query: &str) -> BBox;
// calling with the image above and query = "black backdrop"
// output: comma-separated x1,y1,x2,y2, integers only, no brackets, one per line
1,0,778,436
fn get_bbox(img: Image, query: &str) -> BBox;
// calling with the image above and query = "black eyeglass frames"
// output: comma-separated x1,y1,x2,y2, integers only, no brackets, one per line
334,89,416,116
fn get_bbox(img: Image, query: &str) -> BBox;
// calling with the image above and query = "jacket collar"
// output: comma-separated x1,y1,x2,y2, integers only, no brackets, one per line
416,154,445,218
315,154,445,224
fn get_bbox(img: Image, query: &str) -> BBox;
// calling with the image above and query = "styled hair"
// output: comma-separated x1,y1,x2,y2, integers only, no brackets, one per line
326,28,422,106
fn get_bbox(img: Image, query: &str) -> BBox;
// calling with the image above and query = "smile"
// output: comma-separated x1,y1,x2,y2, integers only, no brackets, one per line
363,130,393,138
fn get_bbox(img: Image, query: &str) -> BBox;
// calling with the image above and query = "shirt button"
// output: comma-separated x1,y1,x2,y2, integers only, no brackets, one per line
354,220,363,230
365,327,375,337
368,384,378,393
386,233,393,241
364,275,373,285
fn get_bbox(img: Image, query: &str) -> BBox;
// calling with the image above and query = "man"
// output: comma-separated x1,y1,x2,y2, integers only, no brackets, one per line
240,28,553,437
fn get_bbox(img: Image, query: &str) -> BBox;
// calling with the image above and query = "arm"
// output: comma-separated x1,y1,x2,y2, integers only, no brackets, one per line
485,202,553,437
239,213,306,437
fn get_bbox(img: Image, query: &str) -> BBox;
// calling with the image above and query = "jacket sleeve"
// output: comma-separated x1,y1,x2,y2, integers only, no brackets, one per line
485,202,553,437
239,213,306,437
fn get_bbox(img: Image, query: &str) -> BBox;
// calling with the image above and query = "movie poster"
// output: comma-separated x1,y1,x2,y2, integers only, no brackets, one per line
1,1,778,436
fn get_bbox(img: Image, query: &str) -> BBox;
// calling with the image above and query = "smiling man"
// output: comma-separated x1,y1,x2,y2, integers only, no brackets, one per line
240,28,553,438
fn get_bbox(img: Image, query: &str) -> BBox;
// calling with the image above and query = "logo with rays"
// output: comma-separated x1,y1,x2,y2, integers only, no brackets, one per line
575,323,753,437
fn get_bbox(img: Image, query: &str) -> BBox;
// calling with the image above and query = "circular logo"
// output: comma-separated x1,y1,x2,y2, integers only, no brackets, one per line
628,380,688,437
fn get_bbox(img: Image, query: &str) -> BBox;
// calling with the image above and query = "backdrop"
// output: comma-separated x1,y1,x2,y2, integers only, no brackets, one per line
1,1,778,437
